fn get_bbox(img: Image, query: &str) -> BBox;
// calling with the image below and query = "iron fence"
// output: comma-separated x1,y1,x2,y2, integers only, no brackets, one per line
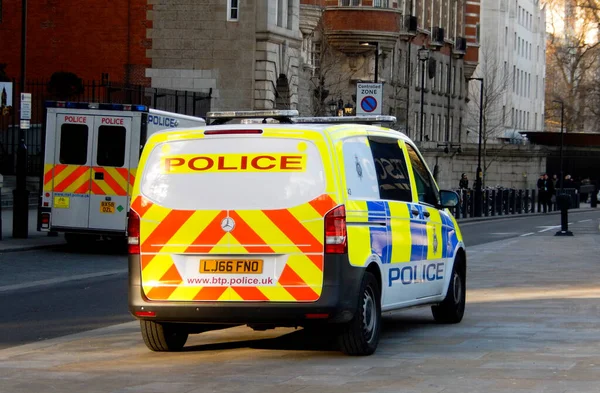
452,188,582,219
0,79,212,176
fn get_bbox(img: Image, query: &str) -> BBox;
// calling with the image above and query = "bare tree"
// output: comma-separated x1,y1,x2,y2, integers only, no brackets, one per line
545,0,600,132
466,40,512,185
298,13,362,116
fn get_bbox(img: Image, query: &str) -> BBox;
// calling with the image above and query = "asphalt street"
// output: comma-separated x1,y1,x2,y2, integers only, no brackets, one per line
0,209,598,350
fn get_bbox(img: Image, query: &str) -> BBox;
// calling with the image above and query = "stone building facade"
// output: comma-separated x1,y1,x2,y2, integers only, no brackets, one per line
146,0,302,111
297,0,481,146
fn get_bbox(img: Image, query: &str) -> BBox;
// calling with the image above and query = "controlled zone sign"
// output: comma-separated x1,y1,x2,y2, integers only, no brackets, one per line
356,83,383,115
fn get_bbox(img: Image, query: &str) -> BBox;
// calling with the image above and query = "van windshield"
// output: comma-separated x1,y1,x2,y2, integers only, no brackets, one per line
141,137,326,210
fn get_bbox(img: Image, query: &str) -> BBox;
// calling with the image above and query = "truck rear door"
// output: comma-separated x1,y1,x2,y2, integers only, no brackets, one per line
51,113,94,229
88,115,133,231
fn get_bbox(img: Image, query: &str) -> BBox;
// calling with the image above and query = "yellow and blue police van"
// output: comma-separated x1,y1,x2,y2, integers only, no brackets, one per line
127,110,466,356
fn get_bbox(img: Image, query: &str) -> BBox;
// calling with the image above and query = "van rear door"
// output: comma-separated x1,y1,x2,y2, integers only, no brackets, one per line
133,131,338,303
88,115,133,231
50,113,94,229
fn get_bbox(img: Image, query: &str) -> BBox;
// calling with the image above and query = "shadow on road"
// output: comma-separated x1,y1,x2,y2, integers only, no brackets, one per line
180,313,437,354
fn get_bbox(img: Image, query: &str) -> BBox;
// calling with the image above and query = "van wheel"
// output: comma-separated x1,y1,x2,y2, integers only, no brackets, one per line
140,320,188,352
432,255,466,324
337,271,381,356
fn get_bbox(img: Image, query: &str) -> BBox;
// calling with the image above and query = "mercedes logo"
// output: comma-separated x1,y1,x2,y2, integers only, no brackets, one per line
221,217,235,232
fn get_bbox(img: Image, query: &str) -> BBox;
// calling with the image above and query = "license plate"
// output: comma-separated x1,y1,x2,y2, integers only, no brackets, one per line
100,201,115,214
200,259,263,274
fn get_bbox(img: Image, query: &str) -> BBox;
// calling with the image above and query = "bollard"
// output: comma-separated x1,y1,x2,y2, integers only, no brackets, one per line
591,186,598,208
555,193,573,236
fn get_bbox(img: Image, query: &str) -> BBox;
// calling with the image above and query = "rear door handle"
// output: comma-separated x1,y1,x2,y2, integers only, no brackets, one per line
94,172,104,180
411,209,419,216
423,211,431,218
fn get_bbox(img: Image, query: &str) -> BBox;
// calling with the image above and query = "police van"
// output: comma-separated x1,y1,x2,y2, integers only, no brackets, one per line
38,101,206,244
127,110,465,356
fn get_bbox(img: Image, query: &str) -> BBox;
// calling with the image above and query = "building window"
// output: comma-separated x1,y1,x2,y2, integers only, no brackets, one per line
511,108,514,127
341,0,360,5
287,0,294,29
430,113,435,138
536,75,538,98
0,0,3,23
373,0,390,7
502,106,506,126
535,113,537,130
452,65,456,95
227,0,239,21
311,42,321,70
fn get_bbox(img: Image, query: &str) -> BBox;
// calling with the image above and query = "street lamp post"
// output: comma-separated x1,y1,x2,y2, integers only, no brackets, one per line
360,42,380,83
418,47,429,142
467,77,484,217
14,0,29,238
552,99,573,236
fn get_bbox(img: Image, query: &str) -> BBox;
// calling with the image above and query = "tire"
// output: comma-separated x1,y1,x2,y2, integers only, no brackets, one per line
432,255,466,324
140,320,188,352
337,271,381,356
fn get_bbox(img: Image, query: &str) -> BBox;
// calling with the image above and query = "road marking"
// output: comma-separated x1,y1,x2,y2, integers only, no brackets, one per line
578,219,592,223
490,232,520,235
521,232,535,237
537,225,561,233
0,269,127,293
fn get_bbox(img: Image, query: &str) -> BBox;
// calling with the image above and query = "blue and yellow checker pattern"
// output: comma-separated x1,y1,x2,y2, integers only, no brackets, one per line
345,199,462,267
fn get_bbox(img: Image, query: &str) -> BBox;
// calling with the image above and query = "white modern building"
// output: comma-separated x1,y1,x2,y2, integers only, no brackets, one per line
466,0,546,144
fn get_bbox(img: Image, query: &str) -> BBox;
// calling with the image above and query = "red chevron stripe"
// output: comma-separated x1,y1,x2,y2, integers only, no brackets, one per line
158,264,183,285
131,196,153,218
277,265,318,301
94,168,127,196
228,211,274,254
54,166,89,192
74,181,90,194
146,286,177,300
44,164,68,187
90,181,105,195
262,208,323,255
141,210,195,252
185,211,228,253
309,194,337,217
232,286,269,301
193,286,227,301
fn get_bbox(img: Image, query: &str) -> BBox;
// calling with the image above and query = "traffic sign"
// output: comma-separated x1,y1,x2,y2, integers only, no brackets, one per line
356,83,382,115
20,93,32,121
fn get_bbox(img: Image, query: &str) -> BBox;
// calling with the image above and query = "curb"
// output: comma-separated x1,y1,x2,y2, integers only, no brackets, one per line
456,207,597,224
0,242,65,254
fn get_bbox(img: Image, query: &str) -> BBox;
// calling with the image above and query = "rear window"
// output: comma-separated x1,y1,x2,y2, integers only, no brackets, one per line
97,125,126,167
141,137,327,210
59,124,88,165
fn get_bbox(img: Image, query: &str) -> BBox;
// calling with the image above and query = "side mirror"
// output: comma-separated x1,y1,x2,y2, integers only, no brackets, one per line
439,190,460,208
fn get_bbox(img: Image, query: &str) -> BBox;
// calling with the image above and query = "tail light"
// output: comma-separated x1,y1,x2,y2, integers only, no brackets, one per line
324,205,347,254
128,210,140,254
40,213,51,229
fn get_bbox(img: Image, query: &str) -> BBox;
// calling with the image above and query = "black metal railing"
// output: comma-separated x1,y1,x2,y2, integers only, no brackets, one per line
452,188,582,219
0,79,212,176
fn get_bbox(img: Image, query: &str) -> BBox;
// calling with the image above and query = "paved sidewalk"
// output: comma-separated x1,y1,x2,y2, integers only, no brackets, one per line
0,219,599,392
0,208,66,253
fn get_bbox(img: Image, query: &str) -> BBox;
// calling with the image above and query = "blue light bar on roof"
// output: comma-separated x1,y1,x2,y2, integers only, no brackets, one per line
45,101,148,112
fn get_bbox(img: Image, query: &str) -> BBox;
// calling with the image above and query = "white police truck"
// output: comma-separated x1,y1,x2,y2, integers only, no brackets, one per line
38,101,206,245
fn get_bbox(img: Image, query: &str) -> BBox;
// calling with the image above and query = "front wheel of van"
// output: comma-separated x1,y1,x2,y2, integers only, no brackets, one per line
337,271,381,356
140,320,188,352
431,254,466,324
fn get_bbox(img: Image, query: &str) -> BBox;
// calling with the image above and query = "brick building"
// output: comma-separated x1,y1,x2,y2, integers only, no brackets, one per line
0,0,151,85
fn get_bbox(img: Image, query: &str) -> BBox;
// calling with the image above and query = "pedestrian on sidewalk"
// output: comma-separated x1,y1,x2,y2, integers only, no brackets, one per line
546,174,555,212
459,173,469,190
537,173,546,213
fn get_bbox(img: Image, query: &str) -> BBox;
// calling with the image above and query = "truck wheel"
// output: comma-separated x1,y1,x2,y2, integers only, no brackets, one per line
337,271,381,356
432,255,466,324
140,320,188,352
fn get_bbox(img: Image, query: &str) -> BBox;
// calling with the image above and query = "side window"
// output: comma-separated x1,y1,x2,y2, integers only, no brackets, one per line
368,136,412,202
59,124,88,165
342,136,379,199
97,126,126,167
406,143,439,206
